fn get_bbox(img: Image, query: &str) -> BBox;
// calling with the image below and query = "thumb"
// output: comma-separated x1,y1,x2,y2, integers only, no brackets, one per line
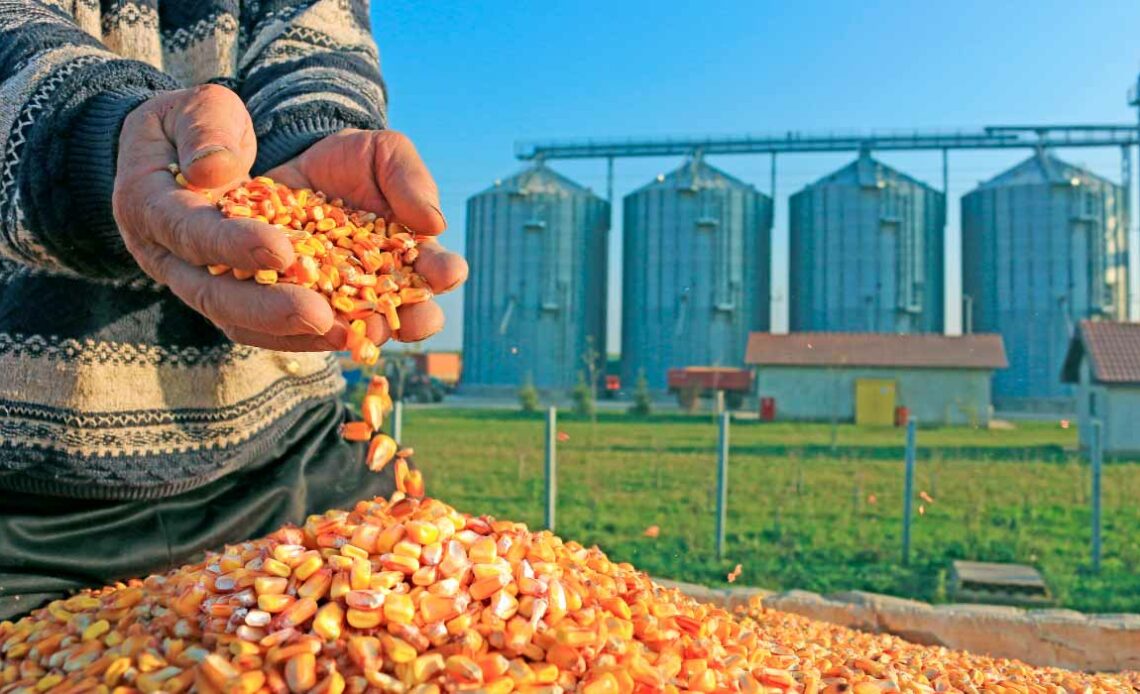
170,84,256,190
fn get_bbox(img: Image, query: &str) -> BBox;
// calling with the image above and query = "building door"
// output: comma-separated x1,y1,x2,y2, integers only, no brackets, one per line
855,378,897,426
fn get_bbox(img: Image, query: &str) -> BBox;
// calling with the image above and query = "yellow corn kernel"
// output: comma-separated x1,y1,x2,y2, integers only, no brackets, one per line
285,652,317,692
404,521,440,546
350,557,372,591
312,603,343,642
383,593,415,624
340,545,369,563
346,608,382,630
254,576,287,595
82,619,110,641
380,633,417,664
257,594,294,613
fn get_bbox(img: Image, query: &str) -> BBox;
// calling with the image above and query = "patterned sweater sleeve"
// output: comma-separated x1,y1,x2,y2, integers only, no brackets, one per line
238,0,388,175
0,1,178,278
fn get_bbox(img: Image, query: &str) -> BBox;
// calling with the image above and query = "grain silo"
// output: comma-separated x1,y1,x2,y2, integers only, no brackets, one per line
462,165,609,392
962,151,1129,412
621,157,772,391
789,152,945,333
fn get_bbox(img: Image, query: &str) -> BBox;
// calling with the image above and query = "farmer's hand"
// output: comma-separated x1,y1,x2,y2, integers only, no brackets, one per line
112,85,344,351
265,129,468,345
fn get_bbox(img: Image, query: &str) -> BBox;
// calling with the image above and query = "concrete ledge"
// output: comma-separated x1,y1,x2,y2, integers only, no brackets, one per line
652,579,772,609
657,580,1140,673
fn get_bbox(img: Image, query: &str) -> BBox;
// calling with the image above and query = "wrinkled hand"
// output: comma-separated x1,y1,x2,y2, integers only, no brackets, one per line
113,85,345,350
265,129,468,345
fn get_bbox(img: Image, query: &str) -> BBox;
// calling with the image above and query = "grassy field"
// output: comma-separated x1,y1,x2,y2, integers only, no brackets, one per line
401,408,1140,614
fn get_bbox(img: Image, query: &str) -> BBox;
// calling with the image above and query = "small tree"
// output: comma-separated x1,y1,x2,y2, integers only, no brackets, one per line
571,371,595,418
580,336,601,424
518,373,539,413
384,352,415,402
679,385,701,413
629,369,652,416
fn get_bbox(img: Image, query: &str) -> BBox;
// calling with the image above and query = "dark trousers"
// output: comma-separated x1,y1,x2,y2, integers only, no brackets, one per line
0,399,396,620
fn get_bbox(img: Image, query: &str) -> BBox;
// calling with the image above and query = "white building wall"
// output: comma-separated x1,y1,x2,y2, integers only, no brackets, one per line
753,366,993,426
1075,357,1140,455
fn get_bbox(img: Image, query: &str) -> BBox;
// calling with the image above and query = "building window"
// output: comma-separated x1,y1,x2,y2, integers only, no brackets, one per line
1088,392,1097,417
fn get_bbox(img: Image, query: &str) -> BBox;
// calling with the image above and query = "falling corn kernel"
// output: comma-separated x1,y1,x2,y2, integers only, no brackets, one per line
341,421,373,442
366,434,397,472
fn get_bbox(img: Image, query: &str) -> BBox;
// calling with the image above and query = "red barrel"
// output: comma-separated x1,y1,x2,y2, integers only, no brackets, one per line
760,397,776,422
894,406,909,427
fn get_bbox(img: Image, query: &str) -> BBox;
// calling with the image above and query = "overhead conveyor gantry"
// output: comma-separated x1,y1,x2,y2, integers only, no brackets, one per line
515,124,1140,208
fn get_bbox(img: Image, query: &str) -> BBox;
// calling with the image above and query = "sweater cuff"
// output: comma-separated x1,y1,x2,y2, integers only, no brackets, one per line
253,106,385,175
65,87,155,278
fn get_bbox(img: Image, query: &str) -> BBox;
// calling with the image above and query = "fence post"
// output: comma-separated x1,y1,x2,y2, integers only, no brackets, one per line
545,406,557,532
1091,420,1103,572
392,400,404,444
902,417,917,565
716,410,730,559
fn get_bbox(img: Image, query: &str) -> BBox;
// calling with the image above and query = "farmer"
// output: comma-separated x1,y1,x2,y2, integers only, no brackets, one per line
0,1,467,619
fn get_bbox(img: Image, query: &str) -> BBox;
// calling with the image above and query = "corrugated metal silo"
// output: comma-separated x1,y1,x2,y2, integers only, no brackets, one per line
621,157,772,391
789,152,945,333
462,165,609,391
962,151,1129,411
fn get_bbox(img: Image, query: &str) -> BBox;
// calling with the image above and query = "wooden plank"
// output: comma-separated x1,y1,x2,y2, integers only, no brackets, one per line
950,560,1051,607
952,561,1047,589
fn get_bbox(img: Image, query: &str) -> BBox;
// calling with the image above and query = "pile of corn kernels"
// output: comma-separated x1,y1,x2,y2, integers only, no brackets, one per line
2,491,1138,693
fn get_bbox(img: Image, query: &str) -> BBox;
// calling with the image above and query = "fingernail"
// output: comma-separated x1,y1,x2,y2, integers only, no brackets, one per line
321,323,349,350
289,312,329,336
252,246,286,270
429,204,447,228
190,145,229,164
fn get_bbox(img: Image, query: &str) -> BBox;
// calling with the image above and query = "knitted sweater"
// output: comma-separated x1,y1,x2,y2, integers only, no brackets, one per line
0,0,387,500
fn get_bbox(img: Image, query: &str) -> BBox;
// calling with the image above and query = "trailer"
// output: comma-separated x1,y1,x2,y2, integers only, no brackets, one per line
666,367,753,411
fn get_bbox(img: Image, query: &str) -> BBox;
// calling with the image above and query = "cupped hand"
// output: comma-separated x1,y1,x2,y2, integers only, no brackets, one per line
264,129,468,346
112,85,345,350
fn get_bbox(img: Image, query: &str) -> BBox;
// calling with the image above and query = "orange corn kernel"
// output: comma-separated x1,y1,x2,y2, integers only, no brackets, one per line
341,421,373,442
366,434,397,472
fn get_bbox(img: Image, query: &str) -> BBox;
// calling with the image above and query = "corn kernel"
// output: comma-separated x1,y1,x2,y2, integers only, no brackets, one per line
384,593,415,624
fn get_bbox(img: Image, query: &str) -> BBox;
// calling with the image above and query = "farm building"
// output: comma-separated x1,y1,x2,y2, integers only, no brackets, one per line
745,332,1007,426
1061,320,1140,455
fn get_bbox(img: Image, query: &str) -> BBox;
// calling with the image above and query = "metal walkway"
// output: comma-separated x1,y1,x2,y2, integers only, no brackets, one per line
515,125,1139,231
516,125,1138,160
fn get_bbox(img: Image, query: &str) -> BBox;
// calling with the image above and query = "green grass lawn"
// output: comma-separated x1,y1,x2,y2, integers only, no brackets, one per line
401,408,1140,614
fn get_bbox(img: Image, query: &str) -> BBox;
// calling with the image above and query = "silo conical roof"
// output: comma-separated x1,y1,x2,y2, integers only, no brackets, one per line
973,151,1117,190
806,151,938,191
479,164,596,197
631,157,757,195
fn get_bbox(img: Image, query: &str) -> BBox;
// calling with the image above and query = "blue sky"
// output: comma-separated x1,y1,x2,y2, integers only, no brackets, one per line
372,1,1140,352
